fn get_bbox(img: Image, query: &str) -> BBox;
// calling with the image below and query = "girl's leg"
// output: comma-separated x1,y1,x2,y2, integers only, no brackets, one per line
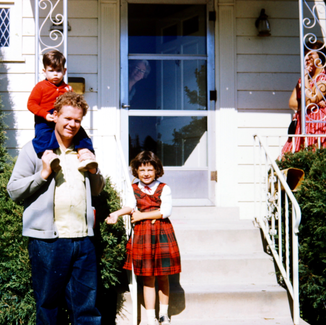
157,275,170,324
157,275,169,305
143,276,157,325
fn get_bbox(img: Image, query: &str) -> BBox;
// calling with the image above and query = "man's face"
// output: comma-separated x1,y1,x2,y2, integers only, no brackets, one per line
53,105,83,142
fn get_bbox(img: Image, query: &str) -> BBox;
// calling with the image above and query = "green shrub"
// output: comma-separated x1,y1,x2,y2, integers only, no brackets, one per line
277,148,326,324
0,161,34,325
0,167,127,324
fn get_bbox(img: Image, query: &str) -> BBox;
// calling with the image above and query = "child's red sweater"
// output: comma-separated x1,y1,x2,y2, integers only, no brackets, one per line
27,79,72,119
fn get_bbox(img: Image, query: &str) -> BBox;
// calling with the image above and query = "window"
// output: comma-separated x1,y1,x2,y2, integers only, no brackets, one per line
0,8,10,47
0,1,23,62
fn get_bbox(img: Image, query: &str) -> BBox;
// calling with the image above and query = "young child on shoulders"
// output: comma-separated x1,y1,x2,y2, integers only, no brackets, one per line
27,50,97,172
105,151,181,325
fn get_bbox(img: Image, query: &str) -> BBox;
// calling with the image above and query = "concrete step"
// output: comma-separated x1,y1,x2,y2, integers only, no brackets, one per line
173,223,264,255
171,206,240,220
115,206,296,325
168,283,292,320
174,252,277,285
117,283,292,324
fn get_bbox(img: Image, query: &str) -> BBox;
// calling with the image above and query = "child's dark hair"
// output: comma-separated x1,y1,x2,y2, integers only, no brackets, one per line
130,151,164,179
43,50,66,69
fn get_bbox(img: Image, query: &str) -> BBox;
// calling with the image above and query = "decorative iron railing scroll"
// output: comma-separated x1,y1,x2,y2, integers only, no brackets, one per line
253,134,301,325
35,0,68,83
299,0,326,134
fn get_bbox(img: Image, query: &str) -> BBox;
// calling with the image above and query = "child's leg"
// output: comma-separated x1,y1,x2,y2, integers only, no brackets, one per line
33,116,59,156
33,116,61,172
73,127,98,171
74,126,94,152
157,275,170,324
143,276,157,325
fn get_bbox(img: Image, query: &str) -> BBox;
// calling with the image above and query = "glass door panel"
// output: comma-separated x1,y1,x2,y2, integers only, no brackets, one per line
128,4,206,55
129,116,207,167
123,3,214,205
129,59,207,110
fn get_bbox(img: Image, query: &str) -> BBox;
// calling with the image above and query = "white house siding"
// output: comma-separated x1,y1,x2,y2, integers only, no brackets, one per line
1,0,121,180
232,0,303,218
2,0,100,155
3,0,321,216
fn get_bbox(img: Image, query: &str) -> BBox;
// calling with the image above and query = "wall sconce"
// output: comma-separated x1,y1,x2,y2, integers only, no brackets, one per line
68,77,85,94
255,9,271,37
50,18,71,33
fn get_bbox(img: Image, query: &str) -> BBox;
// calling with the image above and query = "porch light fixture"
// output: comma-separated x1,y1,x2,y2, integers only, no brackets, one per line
49,18,71,33
255,9,271,37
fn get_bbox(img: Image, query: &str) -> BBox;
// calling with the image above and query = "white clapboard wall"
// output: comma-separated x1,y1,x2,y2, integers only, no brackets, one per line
235,0,305,218
2,0,324,216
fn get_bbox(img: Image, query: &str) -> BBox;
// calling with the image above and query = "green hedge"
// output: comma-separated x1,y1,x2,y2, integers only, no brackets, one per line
0,163,128,324
277,148,326,325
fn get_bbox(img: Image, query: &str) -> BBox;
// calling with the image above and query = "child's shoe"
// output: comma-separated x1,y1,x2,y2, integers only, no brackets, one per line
78,159,98,172
159,315,170,325
50,157,61,173
148,319,159,325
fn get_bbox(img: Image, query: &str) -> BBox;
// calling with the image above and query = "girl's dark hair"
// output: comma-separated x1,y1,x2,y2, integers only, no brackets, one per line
130,151,164,179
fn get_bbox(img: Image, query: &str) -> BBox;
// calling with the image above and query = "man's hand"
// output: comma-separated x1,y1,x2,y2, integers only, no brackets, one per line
41,150,58,179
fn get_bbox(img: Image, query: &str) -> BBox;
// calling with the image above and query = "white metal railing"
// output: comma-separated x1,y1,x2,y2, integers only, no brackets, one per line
253,134,301,325
299,0,326,134
35,0,68,84
114,136,138,325
257,133,326,157
92,134,138,325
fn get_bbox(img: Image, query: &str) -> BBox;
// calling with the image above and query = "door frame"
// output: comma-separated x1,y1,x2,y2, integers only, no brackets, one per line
120,0,216,206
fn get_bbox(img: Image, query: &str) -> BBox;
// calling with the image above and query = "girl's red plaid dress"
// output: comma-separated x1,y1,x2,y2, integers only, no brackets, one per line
123,182,181,276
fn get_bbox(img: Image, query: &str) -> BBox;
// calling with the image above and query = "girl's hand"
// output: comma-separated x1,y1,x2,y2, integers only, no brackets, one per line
131,210,142,223
105,212,119,224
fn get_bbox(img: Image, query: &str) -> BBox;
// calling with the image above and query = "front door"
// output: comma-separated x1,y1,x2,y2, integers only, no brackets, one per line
121,2,215,205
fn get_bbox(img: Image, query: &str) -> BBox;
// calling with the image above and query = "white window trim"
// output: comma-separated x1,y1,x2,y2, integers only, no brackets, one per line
0,0,24,63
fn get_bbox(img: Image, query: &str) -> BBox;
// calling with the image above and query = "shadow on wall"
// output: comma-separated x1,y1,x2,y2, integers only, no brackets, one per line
0,49,19,158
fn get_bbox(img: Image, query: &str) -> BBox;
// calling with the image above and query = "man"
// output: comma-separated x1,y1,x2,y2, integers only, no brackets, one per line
7,92,104,324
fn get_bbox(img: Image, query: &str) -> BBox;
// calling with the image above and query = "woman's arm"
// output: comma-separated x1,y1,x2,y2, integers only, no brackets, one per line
289,87,298,111
306,80,326,105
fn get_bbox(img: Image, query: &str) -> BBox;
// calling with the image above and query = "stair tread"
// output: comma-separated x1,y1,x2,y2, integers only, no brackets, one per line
172,218,256,230
180,252,271,260
163,283,287,294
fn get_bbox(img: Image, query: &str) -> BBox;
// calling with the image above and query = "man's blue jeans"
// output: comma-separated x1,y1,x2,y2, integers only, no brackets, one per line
28,237,101,325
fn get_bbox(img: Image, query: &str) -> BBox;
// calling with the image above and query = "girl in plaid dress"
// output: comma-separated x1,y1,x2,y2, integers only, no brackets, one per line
105,151,181,325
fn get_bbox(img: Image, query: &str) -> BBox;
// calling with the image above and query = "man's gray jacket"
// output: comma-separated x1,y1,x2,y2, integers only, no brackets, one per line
7,141,105,239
